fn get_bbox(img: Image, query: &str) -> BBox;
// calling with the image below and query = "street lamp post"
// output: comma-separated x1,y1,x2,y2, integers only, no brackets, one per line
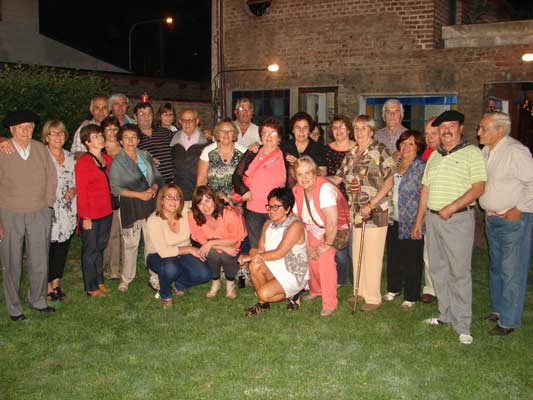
212,64,280,123
128,17,174,72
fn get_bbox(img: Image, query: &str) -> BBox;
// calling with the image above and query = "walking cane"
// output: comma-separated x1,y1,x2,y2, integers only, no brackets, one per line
352,217,367,314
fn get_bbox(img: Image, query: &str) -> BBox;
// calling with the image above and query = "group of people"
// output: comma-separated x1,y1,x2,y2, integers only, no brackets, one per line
0,94,531,345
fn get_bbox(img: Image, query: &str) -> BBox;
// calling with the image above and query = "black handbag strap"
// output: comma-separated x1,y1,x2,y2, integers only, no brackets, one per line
88,152,113,192
303,190,325,229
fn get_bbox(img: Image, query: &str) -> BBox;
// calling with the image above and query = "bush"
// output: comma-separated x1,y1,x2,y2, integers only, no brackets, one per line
0,64,111,145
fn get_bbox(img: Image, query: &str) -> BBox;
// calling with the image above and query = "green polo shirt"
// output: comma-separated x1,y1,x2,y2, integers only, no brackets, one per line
422,145,487,210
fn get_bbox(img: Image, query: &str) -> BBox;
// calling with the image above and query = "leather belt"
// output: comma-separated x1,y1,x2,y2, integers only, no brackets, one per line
428,206,473,214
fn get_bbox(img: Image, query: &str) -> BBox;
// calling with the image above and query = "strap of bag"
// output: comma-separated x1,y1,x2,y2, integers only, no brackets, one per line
303,190,325,229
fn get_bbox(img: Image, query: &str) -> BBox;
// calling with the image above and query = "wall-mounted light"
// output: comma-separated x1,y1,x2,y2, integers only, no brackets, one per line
521,53,533,62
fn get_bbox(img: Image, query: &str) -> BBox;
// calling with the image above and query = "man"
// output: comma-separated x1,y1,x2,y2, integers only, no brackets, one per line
0,110,57,321
135,102,175,183
233,98,261,148
419,117,440,304
70,95,110,157
109,93,136,126
478,112,533,336
375,99,407,158
412,110,486,345
170,109,210,201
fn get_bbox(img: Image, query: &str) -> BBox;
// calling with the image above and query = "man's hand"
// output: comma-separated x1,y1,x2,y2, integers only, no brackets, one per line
438,205,455,221
82,219,92,230
503,207,521,221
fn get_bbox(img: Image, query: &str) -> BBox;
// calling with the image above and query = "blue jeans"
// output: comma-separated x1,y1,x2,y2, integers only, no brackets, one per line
335,233,353,285
146,253,212,299
485,212,533,328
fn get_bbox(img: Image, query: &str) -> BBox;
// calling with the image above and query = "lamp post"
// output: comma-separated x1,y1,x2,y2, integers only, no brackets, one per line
128,17,174,72
212,64,280,122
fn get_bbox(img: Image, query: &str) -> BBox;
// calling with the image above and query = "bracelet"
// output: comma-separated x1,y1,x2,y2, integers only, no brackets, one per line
324,242,333,247
367,202,376,210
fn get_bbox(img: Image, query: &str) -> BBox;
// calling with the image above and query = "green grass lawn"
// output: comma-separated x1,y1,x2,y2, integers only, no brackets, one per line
0,239,532,399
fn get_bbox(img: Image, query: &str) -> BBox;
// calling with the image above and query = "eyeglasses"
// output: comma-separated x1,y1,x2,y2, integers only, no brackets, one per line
49,131,65,137
180,118,196,124
163,195,181,201
265,204,284,211
332,124,347,130
262,131,278,137
237,106,252,112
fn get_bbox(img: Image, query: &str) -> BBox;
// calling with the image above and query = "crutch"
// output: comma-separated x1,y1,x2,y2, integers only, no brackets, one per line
352,217,367,314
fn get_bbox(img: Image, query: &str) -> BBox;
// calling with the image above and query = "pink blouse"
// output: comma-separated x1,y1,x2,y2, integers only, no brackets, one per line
246,148,286,213
188,207,247,249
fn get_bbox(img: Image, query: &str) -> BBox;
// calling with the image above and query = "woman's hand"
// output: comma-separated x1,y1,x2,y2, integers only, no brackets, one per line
64,187,76,202
248,143,260,153
220,246,239,257
360,204,373,219
138,189,154,201
199,242,213,258
411,222,423,240
238,254,251,265
190,247,206,261
308,245,319,261
241,191,252,202
285,154,297,165
82,219,92,230
0,138,14,155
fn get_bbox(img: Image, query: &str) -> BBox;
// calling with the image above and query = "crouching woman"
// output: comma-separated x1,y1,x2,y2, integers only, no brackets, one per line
145,184,211,306
240,187,308,316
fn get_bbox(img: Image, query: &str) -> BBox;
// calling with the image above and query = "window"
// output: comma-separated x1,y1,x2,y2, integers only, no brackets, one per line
299,87,338,143
232,89,290,134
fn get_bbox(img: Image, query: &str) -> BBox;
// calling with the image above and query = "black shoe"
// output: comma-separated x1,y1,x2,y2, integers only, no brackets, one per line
53,287,66,300
47,291,59,302
31,306,56,314
287,290,303,310
489,325,514,336
9,314,26,321
483,312,499,322
245,302,270,317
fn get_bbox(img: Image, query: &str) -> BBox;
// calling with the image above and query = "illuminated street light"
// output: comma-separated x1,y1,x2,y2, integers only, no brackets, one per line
128,17,174,71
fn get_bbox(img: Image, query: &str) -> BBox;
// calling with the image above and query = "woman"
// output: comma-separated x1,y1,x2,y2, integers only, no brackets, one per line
145,184,212,306
384,130,426,309
282,112,327,176
42,120,77,301
196,118,247,200
101,116,122,280
75,124,113,297
324,115,356,286
310,124,324,143
189,185,247,299
109,124,160,292
330,115,396,312
232,118,288,248
240,187,308,316
293,156,350,316
156,102,179,133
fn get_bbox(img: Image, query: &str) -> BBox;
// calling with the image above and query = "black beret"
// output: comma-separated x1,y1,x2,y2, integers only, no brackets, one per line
431,110,464,126
3,109,39,128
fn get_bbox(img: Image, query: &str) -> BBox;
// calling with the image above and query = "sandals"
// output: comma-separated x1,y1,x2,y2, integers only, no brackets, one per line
287,290,303,310
171,284,185,297
245,302,270,317
160,298,173,307
53,286,66,300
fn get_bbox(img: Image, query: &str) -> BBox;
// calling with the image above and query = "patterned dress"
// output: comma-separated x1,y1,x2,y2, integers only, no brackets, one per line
324,145,352,199
49,149,77,242
264,214,308,297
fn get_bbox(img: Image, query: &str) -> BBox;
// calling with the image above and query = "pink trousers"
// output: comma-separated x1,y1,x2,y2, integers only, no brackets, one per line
307,233,338,311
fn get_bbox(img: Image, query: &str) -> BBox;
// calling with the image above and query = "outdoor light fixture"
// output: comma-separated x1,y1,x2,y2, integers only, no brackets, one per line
128,17,174,71
212,64,280,122
521,53,533,62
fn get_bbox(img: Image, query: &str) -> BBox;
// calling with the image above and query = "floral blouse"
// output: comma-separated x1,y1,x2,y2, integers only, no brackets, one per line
202,143,247,197
336,140,396,228
49,149,77,242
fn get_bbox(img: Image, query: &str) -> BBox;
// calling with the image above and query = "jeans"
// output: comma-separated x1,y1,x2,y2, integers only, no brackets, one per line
81,214,112,292
335,243,352,285
244,208,268,248
485,212,533,328
146,253,212,299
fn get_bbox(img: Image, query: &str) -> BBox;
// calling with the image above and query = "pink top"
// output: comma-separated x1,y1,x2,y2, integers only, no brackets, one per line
188,207,247,249
246,147,286,213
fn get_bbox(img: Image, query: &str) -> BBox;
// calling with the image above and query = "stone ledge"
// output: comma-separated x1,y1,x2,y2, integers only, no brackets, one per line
443,20,533,48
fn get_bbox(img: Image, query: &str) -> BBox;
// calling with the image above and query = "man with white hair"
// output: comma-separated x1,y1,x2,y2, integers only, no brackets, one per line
233,98,260,148
478,111,533,336
375,99,407,158
109,93,136,126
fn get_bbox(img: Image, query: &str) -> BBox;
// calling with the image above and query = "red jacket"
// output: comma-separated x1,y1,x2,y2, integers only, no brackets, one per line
75,153,112,220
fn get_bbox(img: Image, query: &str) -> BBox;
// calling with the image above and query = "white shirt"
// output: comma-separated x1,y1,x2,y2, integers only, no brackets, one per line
293,182,338,239
170,128,201,151
479,135,533,213
200,142,247,162
12,139,31,160
236,122,260,148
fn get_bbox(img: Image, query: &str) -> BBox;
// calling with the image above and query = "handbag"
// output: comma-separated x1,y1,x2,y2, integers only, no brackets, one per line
303,191,350,250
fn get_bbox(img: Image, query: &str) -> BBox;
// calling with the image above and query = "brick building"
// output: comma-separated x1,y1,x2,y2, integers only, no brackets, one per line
212,0,533,147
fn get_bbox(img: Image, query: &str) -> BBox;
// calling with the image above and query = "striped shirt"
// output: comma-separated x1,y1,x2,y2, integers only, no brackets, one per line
138,126,175,181
422,145,486,210
374,125,407,155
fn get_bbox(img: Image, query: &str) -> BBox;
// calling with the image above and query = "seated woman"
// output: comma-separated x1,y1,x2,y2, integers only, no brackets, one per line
145,184,212,307
239,187,308,316
188,185,247,299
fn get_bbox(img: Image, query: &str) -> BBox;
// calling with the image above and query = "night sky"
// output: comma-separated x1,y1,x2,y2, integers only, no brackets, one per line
38,0,211,81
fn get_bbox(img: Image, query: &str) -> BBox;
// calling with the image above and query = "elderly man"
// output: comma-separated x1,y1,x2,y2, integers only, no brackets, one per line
412,110,486,345
234,98,260,148
109,93,136,126
478,112,533,336
0,110,57,321
170,108,210,201
70,95,110,157
375,99,407,158
135,102,175,184
419,117,440,304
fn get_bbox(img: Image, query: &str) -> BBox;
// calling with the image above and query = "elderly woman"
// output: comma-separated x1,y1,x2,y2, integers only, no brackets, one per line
330,115,396,312
293,156,350,316
145,184,212,306
100,116,122,280
196,118,247,200
384,130,426,309
109,124,160,293
188,185,247,299
325,115,356,286
156,102,179,133
240,187,308,316
42,120,77,301
232,118,288,248
283,112,327,176
75,124,113,297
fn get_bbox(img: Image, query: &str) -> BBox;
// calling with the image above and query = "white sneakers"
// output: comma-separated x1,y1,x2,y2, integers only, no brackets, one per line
459,334,473,345
383,292,400,301
423,317,443,325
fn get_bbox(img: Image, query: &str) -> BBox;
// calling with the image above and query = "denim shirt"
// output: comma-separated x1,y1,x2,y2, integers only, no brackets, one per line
396,157,425,239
